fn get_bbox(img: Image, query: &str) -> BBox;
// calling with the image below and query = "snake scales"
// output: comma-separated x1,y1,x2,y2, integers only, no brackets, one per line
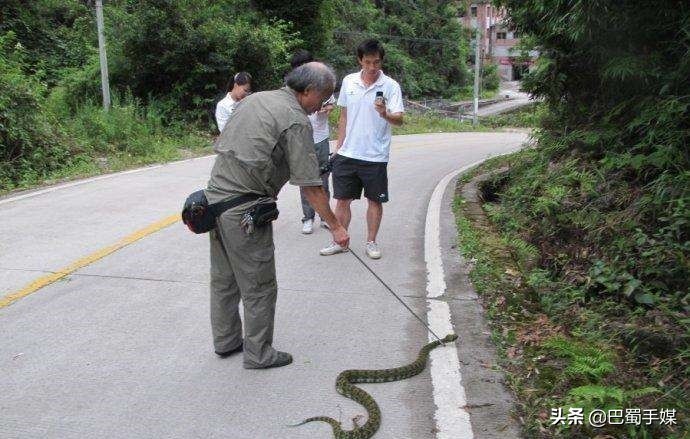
292,333,458,438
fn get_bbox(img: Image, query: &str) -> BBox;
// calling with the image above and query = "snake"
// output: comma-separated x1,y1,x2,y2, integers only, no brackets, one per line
291,333,458,438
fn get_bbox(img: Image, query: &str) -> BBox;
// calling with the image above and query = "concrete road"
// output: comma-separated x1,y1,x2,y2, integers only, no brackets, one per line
478,83,533,117
0,132,527,439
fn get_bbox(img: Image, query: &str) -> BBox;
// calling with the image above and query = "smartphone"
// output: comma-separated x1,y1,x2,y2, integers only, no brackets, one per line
375,91,385,105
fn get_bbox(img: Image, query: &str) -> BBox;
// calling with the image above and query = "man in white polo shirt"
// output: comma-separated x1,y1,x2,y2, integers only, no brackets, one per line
320,39,404,259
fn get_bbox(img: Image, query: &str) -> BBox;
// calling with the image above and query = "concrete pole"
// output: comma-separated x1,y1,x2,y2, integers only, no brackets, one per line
95,0,111,111
472,27,481,126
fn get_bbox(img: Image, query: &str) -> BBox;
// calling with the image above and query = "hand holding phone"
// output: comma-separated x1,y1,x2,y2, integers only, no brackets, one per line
374,91,386,117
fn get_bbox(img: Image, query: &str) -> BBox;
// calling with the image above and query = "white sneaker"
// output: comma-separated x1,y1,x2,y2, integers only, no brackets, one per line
365,241,381,259
301,219,314,234
319,242,348,256
320,219,330,230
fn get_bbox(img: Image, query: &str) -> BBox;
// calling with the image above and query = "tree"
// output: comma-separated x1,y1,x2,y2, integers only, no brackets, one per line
326,0,471,98
495,0,690,310
101,0,298,120
252,0,335,55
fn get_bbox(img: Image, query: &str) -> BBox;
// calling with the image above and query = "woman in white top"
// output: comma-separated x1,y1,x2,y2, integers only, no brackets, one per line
215,71,252,132
290,50,334,234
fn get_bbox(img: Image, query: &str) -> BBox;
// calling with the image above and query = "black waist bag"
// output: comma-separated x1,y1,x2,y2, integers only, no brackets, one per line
182,190,262,234
246,201,280,226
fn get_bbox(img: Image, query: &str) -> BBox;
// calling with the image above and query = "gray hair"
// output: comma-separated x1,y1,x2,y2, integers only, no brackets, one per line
285,62,336,94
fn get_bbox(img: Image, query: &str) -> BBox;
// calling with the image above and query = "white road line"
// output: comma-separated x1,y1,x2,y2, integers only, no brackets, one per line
0,155,214,206
425,145,525,438
425,163,480,439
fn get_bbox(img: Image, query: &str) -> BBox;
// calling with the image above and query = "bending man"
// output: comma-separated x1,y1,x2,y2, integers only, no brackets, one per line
205,62,349,369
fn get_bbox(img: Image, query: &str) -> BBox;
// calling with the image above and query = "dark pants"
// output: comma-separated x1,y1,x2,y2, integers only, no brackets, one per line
300,138,331,221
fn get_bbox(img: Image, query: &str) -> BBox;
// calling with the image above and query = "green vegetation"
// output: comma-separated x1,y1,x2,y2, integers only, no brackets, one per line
326,0,472,99
0,30,211,190
391,114,486,135
327,103,539,140
482,103,545,129
452,0,689,437
1,0,486,193
390,102,544,134
452,86,500,101
454,152,688,438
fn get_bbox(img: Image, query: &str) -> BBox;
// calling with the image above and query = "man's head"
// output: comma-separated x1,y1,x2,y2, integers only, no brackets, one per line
290,49,314,69
227,71,252,101
285,62,336,114
357,39,384,80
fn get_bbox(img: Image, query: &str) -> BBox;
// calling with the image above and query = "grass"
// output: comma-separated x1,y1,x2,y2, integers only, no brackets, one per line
452,86,501,101
452,152,689,438
328,102,540,140
5,95,540,196
483,102,546,128
391,113,492,135
1,93,213,195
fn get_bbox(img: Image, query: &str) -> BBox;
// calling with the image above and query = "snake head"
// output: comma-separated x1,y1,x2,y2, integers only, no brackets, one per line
442,334,458,343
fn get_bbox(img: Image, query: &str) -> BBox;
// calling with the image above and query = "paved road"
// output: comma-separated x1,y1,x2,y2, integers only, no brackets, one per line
0,132,527,439
478,82,533,117
478,96,533,117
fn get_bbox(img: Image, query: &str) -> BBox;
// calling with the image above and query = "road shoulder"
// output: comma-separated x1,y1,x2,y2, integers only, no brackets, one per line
439,173,522,438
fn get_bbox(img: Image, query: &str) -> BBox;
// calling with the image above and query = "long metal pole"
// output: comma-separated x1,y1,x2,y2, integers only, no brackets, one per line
473,27,481,126
349,250,444,343
95,0,111,111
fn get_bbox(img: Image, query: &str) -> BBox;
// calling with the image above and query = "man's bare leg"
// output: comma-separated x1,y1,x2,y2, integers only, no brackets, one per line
335,198,353,230
366,199,383,242
319,198,353,255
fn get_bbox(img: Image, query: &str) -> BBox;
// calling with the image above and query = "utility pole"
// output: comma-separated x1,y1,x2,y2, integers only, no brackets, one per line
95,0,111,111
472,27,481,126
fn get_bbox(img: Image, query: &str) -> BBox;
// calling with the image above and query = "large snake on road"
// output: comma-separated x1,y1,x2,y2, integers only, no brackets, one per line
292,333,458,438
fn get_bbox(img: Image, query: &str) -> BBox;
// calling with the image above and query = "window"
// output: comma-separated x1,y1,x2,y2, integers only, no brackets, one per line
470,6,477,17
497,32,507,40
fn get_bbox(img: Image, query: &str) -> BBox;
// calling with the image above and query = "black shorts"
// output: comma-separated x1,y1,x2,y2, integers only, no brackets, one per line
332,155,389,203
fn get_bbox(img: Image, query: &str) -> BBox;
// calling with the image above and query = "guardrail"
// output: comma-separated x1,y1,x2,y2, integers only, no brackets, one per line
404,95,512,119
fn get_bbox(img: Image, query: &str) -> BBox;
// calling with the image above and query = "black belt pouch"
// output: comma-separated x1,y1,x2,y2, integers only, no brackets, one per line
246,201,279,226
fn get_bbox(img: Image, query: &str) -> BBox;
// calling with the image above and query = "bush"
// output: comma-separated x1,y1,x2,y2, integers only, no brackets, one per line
48,91,210,166
494,0,690,313
0,0,95,84
325,0,471,99
481,1,690,434
0,32,70,190
101,0,298,122
482,63,500,91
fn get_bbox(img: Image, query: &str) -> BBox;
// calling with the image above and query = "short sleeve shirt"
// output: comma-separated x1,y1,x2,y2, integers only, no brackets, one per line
336,71,404,163
307,94,334,143
205,87,322,207
307,110,330,144
215,93,236,132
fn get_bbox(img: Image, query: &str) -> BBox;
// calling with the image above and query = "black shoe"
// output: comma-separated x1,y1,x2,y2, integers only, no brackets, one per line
244,351,293,369
215,341,243,358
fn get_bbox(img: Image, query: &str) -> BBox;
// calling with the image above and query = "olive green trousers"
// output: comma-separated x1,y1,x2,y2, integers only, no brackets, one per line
209,210,279,368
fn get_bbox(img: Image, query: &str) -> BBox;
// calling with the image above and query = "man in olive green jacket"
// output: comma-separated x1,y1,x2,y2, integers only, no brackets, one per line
205,62,349,369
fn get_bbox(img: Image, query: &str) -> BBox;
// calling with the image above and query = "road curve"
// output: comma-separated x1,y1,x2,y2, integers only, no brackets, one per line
0,132,527,439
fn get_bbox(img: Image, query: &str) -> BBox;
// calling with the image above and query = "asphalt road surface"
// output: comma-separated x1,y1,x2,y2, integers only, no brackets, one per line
1,132,528,439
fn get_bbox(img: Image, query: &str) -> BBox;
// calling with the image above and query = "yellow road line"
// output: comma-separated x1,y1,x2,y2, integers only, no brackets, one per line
0,214,181,309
